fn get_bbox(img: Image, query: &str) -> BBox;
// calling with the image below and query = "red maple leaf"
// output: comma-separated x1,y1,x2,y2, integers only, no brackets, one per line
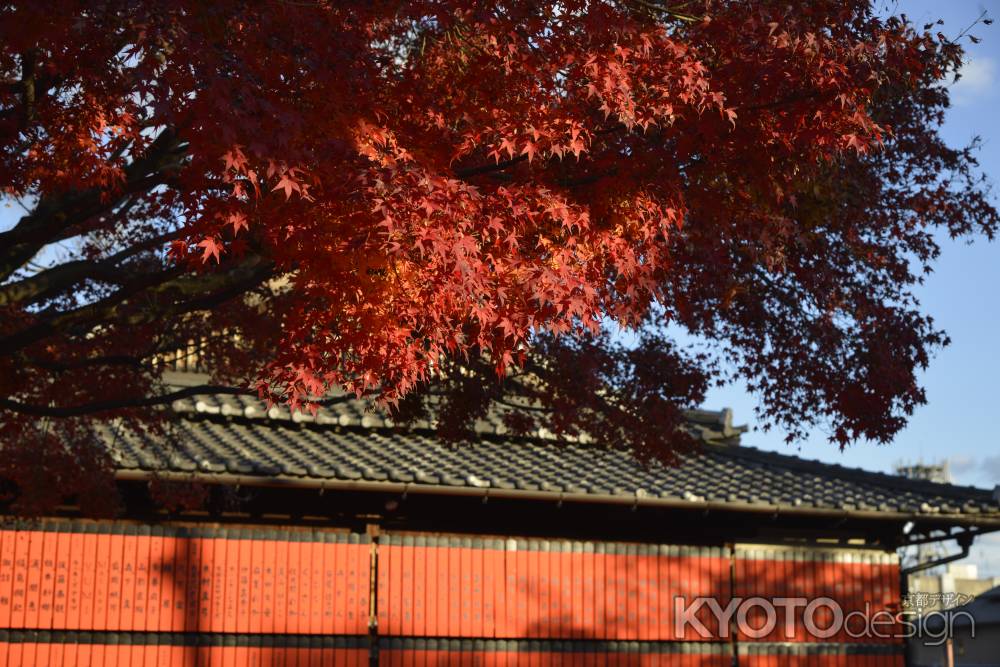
197,237,225,263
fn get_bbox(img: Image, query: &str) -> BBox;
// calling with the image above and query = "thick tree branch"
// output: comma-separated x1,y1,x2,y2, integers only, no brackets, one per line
18,49,37,125
0,129,186,281
25,354,146,372
1,382,360,418
0,384,257,418
0,228,185,308
0,255,274,354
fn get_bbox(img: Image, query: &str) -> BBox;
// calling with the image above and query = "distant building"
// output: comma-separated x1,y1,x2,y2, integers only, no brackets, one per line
909,563,1000,612
897,462,1000,666
911,584,1000,667
898,462,958,572
898,462,954,486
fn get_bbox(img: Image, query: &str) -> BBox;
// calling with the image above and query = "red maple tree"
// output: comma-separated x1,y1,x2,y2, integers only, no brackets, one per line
0,1,995,512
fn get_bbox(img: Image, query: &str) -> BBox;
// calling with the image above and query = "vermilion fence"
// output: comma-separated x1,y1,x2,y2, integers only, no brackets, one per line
376,536,730,640
732,547,901,645
0,522,370,634
0,521,904,666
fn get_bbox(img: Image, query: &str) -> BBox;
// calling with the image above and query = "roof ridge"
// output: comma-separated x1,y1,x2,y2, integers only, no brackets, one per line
171,407,615,449
167,386,744,446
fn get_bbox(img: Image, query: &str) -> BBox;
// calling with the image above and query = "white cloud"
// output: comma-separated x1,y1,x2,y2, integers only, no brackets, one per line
951,56,998,107
950,455,978,476
947,455,1000,487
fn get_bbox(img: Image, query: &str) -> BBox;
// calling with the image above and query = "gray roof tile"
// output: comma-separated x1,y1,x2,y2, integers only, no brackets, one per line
105,381,1000,522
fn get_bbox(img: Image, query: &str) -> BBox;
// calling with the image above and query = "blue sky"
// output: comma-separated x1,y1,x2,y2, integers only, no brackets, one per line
700,0,1000,575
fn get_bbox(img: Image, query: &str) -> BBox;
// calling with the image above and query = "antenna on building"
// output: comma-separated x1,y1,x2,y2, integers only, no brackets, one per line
896,460,953,571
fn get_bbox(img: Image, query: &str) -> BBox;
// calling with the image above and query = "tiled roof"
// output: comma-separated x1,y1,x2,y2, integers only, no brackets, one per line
105,374,1000,524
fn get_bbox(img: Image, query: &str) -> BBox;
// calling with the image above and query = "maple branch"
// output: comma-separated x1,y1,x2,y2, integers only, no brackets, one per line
0,228,185,308
735,91,825,114
0,380,363,418
0,129,181,249
314,394,361,407
18,49,37,125
521,356,632,422
559,167,619,189
0,255,274,355
0,0,992,498
493,397,551,413
0,384,257,418
626,0,701,22
455,154,528,179
950,9,990,43
25,354,146,372
0,128,186,282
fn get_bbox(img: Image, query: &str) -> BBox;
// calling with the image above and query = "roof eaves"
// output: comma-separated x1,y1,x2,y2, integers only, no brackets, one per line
114,468,1000,528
